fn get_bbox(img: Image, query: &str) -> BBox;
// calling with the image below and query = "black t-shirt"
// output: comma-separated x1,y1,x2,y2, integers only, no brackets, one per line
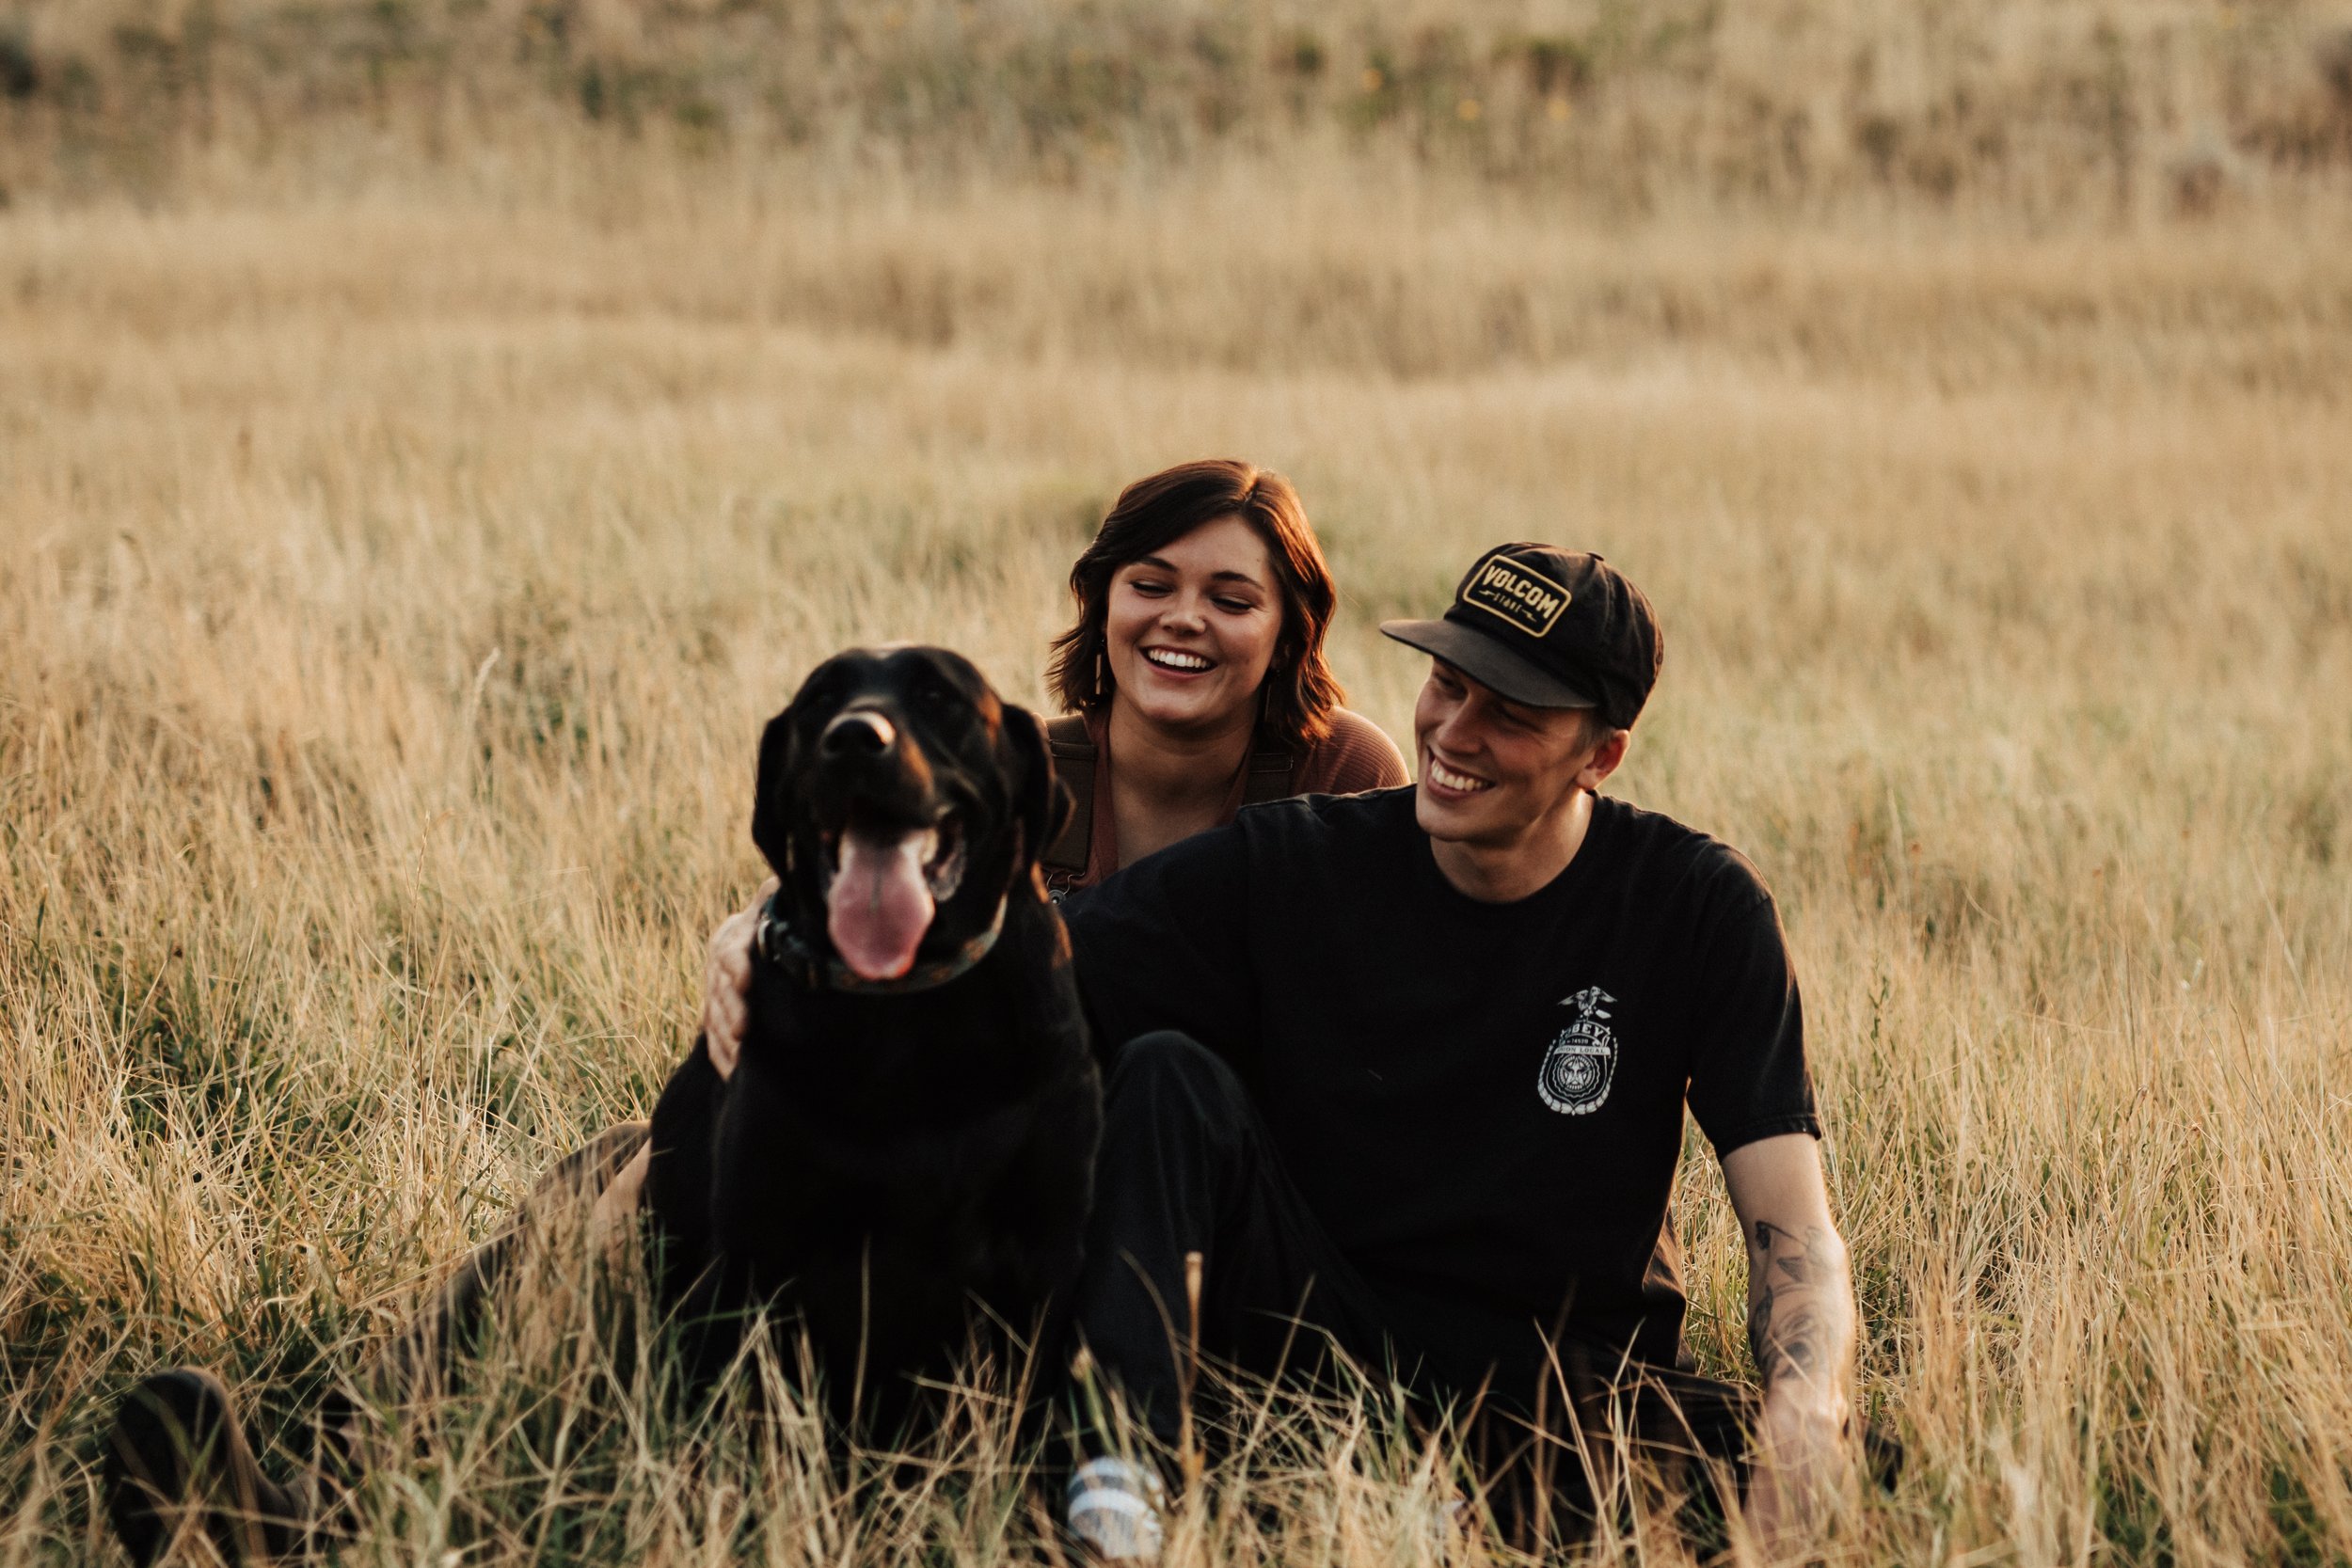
1062,785,1817,1386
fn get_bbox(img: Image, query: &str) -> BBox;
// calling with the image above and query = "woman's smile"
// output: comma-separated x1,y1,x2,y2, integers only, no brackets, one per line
1140,646,1216,674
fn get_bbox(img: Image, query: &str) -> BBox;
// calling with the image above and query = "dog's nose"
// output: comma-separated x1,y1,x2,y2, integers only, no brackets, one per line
821,710,897,756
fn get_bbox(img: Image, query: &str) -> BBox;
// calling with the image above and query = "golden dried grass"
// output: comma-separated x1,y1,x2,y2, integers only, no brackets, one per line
3,52,2351,1568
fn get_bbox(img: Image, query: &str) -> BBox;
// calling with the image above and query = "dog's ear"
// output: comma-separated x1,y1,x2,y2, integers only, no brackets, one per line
1002,703,1073,868
749,708,799,878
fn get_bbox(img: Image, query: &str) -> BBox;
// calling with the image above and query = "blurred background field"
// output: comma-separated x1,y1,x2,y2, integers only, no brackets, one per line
8,0,2352,217
3,1,2351,1564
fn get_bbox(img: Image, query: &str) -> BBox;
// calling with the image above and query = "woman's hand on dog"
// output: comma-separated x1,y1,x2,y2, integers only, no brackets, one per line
703,878,772,1080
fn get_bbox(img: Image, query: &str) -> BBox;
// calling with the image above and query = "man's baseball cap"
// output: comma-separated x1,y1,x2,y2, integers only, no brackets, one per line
1380,545,1663,728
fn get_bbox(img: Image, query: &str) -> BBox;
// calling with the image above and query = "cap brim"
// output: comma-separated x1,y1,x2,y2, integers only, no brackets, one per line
1379,620,1598,709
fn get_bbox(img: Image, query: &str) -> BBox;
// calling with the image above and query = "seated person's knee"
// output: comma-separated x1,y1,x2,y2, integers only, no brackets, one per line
1111,1030,1224,1086
1104,1031,1250,1126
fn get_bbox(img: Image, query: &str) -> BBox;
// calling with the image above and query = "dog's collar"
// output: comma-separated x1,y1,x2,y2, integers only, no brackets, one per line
754,891,1009,995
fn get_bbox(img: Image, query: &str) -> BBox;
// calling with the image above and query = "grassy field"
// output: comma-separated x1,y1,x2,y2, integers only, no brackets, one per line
11,0,2352,217
5,4,2352,1563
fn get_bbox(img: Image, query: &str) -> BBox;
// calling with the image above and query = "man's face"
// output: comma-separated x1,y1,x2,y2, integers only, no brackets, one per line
1412,658,1618,849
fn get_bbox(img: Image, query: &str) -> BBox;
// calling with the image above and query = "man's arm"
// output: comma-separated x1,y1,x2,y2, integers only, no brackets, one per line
1721,1132,1857,1544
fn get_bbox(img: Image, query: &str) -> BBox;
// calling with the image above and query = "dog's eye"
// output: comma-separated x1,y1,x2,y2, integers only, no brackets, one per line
912,676,959,711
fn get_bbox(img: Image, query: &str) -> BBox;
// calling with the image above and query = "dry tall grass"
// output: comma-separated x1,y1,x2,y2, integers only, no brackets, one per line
8,0,2352,217
5,11,2352,1564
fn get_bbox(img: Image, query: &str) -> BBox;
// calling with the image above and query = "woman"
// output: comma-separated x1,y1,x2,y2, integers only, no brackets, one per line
1038,458,1407,896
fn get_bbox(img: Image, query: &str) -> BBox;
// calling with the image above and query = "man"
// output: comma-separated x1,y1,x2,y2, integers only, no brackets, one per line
704,546,1858,1554
1046,545,1856,1555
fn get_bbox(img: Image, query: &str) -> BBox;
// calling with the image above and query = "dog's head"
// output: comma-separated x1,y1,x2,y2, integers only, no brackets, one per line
752,645,1073,984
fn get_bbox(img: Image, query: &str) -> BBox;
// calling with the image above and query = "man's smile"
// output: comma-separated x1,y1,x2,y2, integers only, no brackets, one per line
1424,754,1495,796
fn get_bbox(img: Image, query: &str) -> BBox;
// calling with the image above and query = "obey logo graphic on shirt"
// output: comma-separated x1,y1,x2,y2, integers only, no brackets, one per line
1538,986,1618,1115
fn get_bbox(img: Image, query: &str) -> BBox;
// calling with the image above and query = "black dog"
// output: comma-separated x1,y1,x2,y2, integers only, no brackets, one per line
640,642,1102,1419
103,645,1101,1561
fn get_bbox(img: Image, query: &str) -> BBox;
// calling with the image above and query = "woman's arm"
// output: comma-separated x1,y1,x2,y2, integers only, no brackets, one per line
699,878,774,1078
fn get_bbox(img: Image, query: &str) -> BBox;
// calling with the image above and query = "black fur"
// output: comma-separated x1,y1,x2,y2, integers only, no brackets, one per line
644,645,1099,1429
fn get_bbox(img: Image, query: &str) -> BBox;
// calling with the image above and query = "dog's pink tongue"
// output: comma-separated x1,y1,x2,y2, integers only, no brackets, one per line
827,831,935,980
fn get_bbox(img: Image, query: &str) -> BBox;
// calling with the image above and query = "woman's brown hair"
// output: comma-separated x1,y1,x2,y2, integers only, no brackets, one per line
1046,459,1344,746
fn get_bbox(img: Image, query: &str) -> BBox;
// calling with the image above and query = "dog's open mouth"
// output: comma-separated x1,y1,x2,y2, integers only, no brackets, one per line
821,809,967,981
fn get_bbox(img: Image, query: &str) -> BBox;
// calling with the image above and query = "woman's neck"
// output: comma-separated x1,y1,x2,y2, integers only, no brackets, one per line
1104,695,1258,866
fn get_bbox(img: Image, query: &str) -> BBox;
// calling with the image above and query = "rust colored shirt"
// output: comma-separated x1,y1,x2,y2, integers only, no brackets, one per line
1059,706,1409,895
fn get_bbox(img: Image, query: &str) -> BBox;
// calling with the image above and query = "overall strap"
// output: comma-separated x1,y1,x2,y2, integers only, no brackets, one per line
1240,744,1298,807
1044,715,1297,880
1043,715,1096,876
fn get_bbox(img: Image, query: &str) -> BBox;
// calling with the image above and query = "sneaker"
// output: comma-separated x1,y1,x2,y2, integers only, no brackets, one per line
1066,1454,1167,1562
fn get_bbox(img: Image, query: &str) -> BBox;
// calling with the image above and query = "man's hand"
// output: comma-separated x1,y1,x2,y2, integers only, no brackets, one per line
1722,1134,1858,1553
702,878,774,1079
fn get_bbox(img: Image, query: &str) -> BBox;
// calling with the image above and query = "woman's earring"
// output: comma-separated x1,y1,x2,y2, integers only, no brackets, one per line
1094,644,1106,697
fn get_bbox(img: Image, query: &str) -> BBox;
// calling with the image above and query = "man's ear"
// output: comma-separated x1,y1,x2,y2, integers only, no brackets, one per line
749,708,799,878
1002,704,1073,866
1572,724,1630,794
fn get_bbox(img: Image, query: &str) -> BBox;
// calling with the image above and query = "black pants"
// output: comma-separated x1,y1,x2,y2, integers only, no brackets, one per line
1073,1032,1761,1536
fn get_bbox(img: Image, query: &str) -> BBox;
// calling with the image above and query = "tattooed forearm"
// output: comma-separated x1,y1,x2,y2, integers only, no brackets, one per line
1748,1294,1832,1385
1744,1221,1853,1395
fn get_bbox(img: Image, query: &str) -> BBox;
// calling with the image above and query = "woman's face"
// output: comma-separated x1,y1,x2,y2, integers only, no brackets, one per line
1103,514,1284,736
